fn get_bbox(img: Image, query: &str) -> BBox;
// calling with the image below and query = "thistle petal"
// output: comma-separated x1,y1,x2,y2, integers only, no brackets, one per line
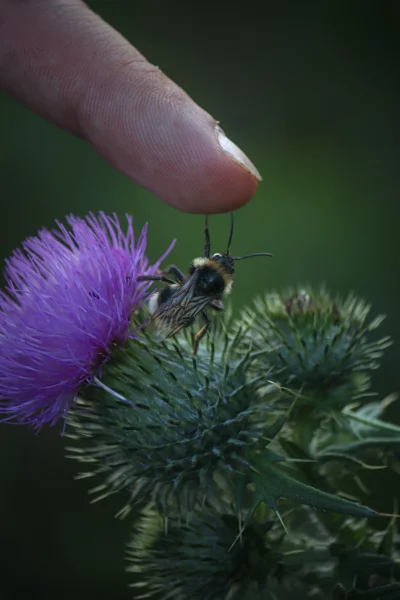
0,212,174,428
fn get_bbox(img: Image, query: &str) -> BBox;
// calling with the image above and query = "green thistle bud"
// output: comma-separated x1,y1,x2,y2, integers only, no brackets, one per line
126,508,287,600
240,287,391,412
127,504,399,599
66,325,274,516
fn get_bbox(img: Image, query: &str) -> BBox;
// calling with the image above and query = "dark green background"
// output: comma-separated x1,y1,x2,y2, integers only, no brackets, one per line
0,2,399,598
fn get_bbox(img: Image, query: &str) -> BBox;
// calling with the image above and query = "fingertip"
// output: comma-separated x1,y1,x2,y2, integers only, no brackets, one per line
154,122,261,214
173,150,260,215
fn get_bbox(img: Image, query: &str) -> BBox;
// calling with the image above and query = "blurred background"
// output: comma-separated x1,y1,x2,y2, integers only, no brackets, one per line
0,1,399,598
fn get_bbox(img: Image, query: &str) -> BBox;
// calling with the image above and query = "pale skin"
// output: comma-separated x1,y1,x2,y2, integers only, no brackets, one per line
0,0,262,214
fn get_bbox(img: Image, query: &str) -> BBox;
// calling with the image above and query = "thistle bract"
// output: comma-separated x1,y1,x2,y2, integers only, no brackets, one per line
0,212,173,427
240,288,391,410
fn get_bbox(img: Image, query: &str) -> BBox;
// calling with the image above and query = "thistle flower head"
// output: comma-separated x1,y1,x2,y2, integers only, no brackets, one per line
240,287,391,411
0,212,173,427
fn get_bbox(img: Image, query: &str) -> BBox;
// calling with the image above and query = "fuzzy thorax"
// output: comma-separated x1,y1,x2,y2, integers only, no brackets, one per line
191,256,233,296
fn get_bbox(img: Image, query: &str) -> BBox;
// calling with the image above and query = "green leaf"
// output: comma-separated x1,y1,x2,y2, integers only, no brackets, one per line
343,407,400,436
319,437,400,454
247,461,376,521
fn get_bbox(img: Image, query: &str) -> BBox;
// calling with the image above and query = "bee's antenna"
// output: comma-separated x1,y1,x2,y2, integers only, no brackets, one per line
204,215,210,258
234,252,273,261
226,213,234,255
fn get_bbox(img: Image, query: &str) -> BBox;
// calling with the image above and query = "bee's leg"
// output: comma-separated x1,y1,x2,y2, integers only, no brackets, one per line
163,265,185,283
137,275,176,284
210,299,224,312
193,311,210,355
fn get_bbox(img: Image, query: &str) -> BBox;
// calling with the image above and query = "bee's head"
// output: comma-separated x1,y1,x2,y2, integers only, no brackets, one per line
210,252,235,274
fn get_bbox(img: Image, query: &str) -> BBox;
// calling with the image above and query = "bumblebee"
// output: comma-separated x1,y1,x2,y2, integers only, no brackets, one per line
137,214,272,354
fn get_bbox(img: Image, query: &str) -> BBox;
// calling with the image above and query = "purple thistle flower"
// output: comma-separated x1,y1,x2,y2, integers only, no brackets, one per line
0,212,174,428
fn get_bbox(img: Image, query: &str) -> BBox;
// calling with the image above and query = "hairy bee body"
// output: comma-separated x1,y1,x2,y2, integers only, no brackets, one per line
148,257,231,340
137,214,271,354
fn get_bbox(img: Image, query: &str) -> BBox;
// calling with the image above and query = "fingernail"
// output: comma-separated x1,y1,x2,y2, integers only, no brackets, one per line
217,126,262,181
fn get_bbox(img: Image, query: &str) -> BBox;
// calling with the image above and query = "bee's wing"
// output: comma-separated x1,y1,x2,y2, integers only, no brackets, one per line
150,271,210,338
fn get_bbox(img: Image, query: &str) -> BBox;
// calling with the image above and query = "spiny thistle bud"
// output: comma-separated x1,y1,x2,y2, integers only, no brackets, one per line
126,508,287,600
66,324,275,516
240,287,391,412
